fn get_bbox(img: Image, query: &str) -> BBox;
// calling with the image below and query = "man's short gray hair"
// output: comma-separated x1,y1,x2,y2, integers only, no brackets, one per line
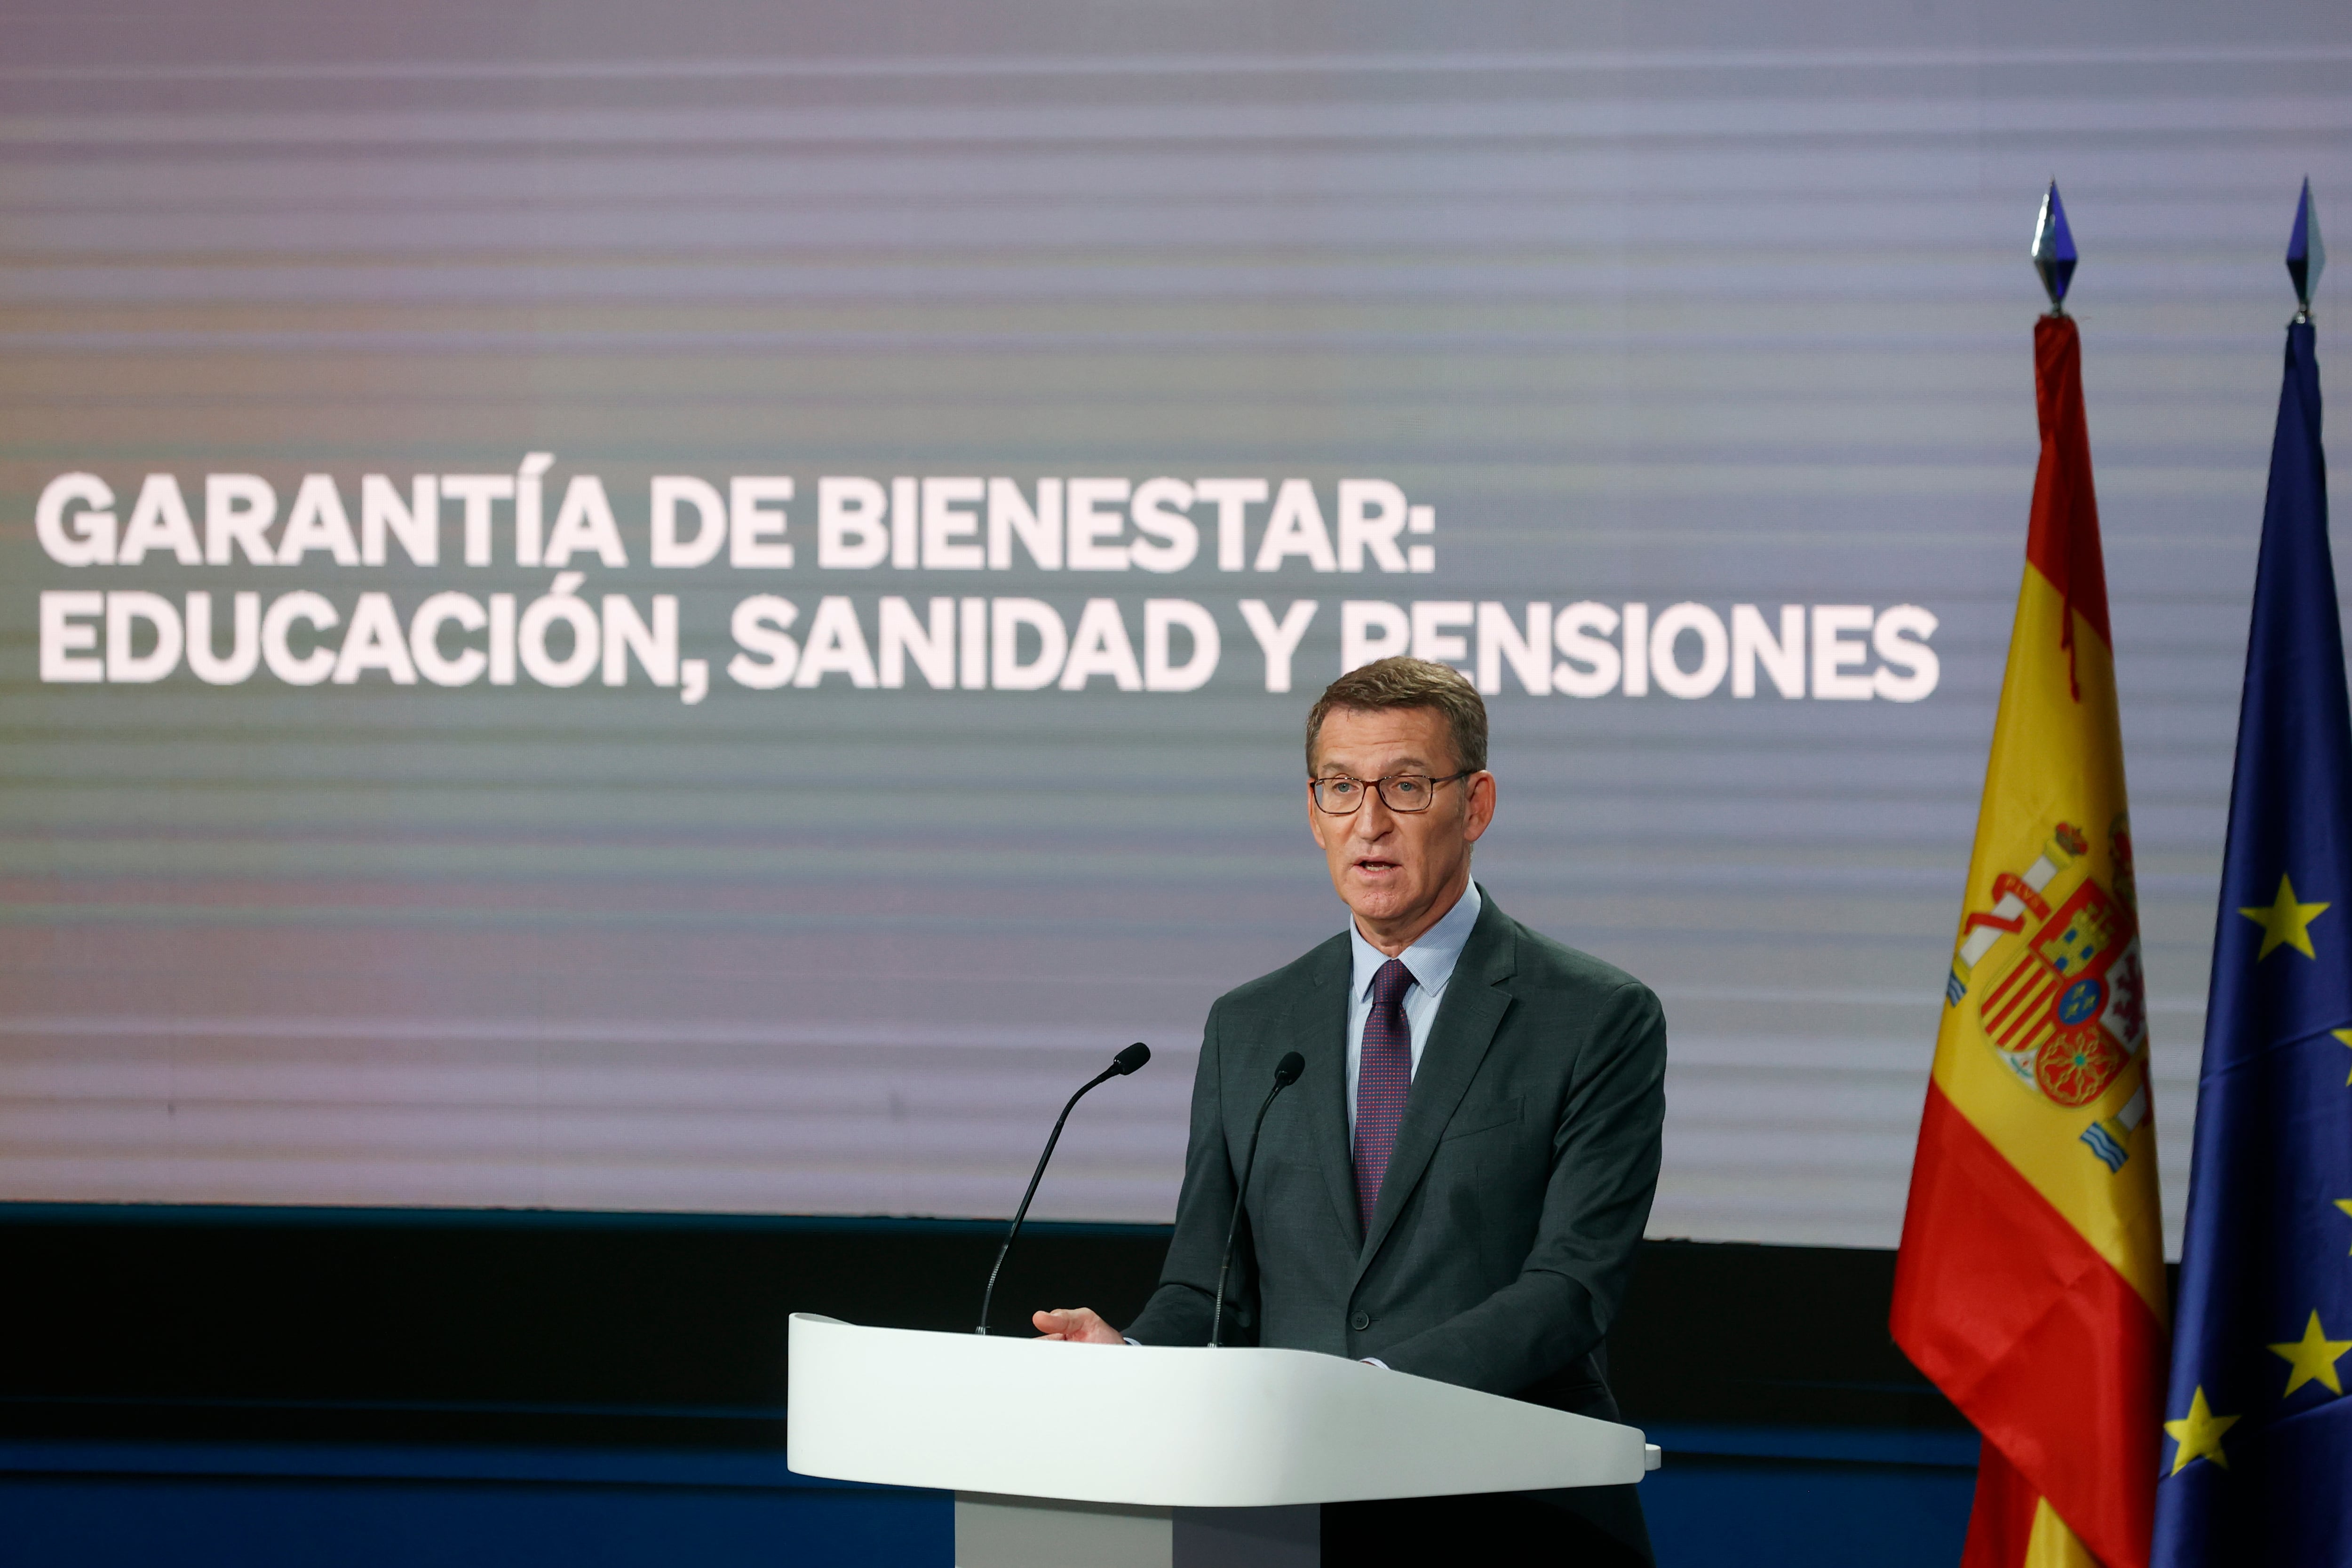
1304,657,1488,776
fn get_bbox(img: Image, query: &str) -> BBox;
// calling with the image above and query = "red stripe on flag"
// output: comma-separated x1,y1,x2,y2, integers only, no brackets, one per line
1985,973,2060,1048
1961,1441,2042,1568
1983,961,2031,1013
1984,969,2056,1043
1893,1082,2164,1568
2026,315,2114,651
2005,1025,2055,1062
1983,954,2044,1007
1992,1003,2056,1057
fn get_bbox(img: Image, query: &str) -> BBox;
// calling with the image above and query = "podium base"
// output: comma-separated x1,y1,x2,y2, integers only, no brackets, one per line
954,1491,1319,1568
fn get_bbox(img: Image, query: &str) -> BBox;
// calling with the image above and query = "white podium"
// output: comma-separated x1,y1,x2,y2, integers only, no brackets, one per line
787,1313,1660,1568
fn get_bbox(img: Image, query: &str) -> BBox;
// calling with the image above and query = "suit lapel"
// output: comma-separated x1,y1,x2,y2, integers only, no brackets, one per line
1355,892,1518,1277
1291,934,1361,1250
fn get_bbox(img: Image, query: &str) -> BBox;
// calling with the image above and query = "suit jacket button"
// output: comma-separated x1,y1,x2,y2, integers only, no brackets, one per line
1350,1310,1371,1331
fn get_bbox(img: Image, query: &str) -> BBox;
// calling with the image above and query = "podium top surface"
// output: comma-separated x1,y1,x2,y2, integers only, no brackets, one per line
785,1313,1651,1508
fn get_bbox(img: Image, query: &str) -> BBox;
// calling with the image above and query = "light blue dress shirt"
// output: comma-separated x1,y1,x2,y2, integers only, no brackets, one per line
1344,878,1483,1135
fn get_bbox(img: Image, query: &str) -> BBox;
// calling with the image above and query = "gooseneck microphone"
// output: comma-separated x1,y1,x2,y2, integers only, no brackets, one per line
976,1041,1150,1335
1210,1050,1305,1348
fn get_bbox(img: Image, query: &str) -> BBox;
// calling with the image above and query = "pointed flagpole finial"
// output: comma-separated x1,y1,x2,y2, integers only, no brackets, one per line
2032,181,2078,315
2288,178,2325,322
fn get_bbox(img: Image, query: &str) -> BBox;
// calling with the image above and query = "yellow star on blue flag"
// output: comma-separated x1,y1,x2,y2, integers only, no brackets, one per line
2267,1310,2352,1397
2239,874,2329,960
2164,1386,2241,1474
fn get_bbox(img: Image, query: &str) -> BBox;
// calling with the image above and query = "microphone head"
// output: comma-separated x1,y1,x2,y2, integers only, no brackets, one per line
1273,1051,1305,1087
1111,1042,1151,1076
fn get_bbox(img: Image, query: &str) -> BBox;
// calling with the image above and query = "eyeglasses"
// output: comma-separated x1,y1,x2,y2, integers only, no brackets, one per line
1308,771,1473,815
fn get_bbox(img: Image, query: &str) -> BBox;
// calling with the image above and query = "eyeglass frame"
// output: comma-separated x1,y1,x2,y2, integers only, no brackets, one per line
1306,769,1476,815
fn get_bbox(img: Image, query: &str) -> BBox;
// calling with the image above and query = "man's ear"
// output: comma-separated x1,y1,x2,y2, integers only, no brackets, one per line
1460,771,1497,845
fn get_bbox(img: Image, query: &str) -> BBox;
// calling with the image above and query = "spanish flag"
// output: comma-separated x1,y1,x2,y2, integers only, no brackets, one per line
1891,307,2169,1567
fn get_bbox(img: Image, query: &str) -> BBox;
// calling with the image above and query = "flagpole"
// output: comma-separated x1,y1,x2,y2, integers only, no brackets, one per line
2288,175,2323,326
2033,181,2078,318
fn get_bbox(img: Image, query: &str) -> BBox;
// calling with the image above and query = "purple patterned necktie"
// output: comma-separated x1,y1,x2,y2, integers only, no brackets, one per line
1353,957,1416,1234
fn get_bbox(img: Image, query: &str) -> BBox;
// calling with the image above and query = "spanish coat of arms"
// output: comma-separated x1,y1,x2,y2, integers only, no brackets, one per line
1945,817,2151,1171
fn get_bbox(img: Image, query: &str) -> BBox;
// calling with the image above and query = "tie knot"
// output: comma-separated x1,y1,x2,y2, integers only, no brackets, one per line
1371,958,1415,1010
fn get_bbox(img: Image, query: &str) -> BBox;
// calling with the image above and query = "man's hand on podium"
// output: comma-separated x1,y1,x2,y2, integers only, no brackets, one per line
1031,1307,1124,1343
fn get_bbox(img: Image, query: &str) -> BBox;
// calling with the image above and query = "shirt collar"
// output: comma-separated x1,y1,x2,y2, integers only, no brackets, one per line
1349,878,1483,1001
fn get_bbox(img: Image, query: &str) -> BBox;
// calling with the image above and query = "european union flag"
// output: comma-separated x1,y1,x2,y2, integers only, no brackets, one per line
2154,185,2352,1566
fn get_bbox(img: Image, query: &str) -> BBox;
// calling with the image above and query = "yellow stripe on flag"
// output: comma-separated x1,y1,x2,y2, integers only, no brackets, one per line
1926,564,2165,1318
2023,1497,2103,1568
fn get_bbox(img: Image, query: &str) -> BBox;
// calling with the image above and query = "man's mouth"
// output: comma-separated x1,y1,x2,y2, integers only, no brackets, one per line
1354,858,1400,874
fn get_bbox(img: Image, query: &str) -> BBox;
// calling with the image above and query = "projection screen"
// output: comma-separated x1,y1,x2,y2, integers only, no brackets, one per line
4,1,2348,1253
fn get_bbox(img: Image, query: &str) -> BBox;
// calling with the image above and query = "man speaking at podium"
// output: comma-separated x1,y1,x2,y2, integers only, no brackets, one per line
1036,657,1668,1566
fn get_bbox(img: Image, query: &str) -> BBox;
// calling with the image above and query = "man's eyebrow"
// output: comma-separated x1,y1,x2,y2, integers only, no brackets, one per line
1329,755,1434,773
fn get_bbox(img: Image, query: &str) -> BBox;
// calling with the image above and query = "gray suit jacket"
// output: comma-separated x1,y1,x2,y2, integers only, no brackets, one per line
1125,888,1666,1415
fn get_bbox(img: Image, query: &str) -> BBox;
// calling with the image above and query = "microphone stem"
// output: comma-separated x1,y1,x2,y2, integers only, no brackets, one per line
977,1066,1115,1336
1211,1078,1288,1348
